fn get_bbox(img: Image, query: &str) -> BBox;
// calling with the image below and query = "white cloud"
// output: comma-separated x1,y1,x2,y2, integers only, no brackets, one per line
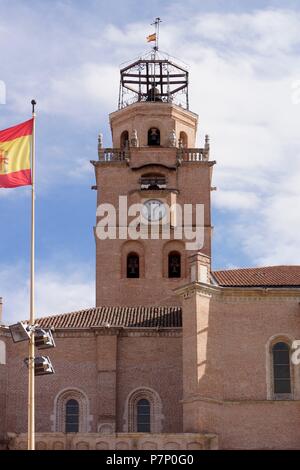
191,10,300,54
240,188,300,266
0,262,94,324
39,63,119,121
214,190,260,211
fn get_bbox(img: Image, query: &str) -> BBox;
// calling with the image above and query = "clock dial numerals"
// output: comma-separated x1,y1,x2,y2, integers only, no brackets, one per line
142,199,166,222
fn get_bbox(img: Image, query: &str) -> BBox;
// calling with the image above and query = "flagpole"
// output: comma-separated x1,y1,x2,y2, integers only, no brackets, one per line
28,99,36,451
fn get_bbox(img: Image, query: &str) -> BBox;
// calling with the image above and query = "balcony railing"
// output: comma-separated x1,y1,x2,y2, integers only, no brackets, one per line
97,147,209,162
98,148,130,162
177,148,209,162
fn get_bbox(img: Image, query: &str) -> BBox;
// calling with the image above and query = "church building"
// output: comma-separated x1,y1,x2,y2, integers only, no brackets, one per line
0,47,300,450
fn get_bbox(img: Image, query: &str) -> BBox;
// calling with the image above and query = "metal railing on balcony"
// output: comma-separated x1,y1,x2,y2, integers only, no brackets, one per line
177,148,209,162
139,176,167,189
98,148,130,162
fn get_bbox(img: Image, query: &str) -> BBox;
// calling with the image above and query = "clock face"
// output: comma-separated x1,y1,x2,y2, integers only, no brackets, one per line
142,199,166,222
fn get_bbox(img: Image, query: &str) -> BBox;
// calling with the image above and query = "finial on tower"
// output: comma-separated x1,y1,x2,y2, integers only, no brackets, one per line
205,134,210,150
98,133,103,150
148,17,162,53
130,129,139,147
204,134,210,161
169,129,177,147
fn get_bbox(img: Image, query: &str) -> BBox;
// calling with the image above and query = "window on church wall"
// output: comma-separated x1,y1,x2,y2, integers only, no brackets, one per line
124,387,163,433
127,253,140,278
65,399,79,433
120,130,129,150
136,398,151,432
140,173,166,190
148,128,160,146
272,342,291,394
168,252,181,278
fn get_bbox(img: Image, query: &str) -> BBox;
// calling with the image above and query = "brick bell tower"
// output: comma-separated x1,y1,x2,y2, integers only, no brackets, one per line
92,44,215,307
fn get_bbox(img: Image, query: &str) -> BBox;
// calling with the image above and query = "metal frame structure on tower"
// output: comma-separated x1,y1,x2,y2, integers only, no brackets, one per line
118,18,189,110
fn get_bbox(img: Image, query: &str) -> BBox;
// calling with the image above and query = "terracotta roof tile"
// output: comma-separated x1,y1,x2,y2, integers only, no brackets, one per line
213,265,300,287
36,306,182,329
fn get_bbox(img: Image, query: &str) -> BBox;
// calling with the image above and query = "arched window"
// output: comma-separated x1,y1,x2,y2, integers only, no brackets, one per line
168,252,181,278
179,131,188,147
127,253,139,278
272,342,291,394
120,130,129,150
148,128,160,146
53,388,90,432
137,398,151,432
65,399,79,433
123,387,163,433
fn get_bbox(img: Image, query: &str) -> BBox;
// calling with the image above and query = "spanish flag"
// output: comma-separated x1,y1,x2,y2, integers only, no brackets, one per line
0,119,33,188
147,33,156,43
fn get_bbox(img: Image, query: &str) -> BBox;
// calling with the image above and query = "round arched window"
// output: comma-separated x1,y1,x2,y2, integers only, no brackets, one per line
168,252,181,278
272,342,291,394
137,398,150,432
120,130,129,149
127,253,140,278
65,399,79,433
148,128,160,146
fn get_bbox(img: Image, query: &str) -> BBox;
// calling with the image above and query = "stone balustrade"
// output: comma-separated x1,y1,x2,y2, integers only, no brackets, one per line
98,148,129,162
97,147,210,163
177,148,209,162
6,432,218,450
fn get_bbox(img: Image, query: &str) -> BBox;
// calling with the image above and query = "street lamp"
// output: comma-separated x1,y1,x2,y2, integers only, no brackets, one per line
9,322,31,343
9,323,56,350
34,328,56,350
9,319,56,448
24,356,55,376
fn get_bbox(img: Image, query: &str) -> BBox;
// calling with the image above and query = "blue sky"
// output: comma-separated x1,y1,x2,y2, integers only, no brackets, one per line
1,0,300,322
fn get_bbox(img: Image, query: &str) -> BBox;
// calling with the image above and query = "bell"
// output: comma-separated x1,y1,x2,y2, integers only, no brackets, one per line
146,85,162,102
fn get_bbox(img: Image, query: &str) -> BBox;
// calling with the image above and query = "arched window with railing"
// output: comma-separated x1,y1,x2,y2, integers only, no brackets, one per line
168,251,181,278
140,172,166,190
127,252,140,278
272,342,292,395
65,399,79,433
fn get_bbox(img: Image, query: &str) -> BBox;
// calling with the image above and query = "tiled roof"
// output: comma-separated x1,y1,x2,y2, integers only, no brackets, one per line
36,306,182,329
213,265,300,287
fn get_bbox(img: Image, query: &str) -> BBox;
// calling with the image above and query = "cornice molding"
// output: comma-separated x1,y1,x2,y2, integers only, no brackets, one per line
175,281,300,302
130,162,177,171
109,101,198,122
52,327,182,338
182,394,300,406
181,160,216,167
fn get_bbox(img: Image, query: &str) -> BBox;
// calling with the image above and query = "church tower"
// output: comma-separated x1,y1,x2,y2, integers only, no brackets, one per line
92,44,215,307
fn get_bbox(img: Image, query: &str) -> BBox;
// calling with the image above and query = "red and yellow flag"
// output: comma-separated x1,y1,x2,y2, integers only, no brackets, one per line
0,119,33,188
147,33,156,43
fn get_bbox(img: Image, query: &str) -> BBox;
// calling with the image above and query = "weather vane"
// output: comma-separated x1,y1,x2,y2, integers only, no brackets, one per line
147,17,162,54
